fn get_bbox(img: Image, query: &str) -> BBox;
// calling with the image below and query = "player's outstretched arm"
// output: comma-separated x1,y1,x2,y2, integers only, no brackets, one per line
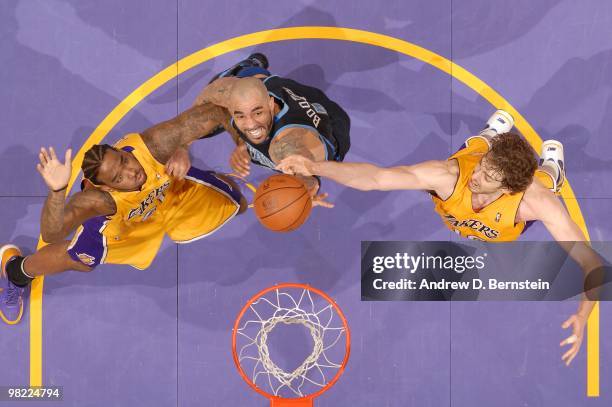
520,183,600,366
193,77,239,109
277,154,454,194
41,190,117,244
141,102,227,164
269,128,332,206
36,147,116,243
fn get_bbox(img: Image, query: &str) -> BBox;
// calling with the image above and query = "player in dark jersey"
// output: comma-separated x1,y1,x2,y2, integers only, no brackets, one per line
193,54,351,208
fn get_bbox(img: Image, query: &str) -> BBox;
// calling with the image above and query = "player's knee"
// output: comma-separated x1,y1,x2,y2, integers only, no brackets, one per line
63,245,97,272
73,262,94,272
65,254,95,272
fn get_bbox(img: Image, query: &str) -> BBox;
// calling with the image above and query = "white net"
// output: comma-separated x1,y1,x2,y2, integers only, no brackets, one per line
235,286,348,399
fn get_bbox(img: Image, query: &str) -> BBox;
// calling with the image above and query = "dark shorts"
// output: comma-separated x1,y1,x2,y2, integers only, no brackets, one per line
325,101,351,161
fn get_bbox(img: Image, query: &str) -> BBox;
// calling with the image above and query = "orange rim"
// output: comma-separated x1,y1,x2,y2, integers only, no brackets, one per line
232,283,351,404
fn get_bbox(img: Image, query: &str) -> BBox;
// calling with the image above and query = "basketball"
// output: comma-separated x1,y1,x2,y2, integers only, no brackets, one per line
253,174,312,232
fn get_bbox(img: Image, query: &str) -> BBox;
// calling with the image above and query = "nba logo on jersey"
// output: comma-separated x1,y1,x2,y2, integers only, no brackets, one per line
77,252,96,266
495,213,501,222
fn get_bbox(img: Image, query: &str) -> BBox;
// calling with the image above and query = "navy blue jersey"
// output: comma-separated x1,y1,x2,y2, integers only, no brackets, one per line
231,75,351,170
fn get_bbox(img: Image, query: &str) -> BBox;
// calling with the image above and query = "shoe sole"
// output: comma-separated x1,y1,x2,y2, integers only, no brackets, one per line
541,139,565,165
0,303,24,325
495,110,514,127
248,53,269,69
0,244,24,325
0,244,20,278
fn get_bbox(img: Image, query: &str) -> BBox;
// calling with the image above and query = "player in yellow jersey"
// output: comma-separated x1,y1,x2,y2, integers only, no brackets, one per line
0,103,246,325
277,110,598,366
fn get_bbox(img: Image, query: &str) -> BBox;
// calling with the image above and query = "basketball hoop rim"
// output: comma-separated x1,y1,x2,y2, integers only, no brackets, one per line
232,282,351,404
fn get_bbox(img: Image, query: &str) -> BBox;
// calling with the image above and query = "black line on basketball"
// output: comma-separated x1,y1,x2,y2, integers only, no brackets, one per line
280,194,312,232
254,185,307,202
259,190,309,220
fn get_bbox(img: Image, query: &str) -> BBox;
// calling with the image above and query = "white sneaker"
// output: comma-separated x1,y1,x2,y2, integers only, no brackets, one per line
539,139,565,192
478,110,514,138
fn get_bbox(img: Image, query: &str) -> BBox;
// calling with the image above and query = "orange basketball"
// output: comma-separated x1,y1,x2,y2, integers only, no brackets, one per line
253,174,312,232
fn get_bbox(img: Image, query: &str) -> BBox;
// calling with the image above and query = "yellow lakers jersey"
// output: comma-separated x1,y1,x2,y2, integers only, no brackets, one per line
101,133,173,237
431,137,526,241
72,133,241,270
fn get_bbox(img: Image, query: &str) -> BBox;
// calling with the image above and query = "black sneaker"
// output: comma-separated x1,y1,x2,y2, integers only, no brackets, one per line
247,53,269,69
209,53,270,84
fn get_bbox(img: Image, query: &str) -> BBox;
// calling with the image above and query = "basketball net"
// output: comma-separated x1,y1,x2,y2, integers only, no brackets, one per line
233,284,350,406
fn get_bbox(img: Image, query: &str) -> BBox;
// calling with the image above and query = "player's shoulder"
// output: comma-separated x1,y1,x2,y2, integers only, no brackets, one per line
115,132,143,145
411,159,459,197
517,180,558,222
208,76,240,89
523,179,554,202
444,158,460,177
416,158,458,177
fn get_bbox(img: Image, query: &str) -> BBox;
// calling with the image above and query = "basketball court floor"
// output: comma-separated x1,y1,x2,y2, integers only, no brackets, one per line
1,0,612,405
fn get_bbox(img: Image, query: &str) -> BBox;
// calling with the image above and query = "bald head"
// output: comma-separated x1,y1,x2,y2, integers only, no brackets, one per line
229,77,276,144
229,77,269,111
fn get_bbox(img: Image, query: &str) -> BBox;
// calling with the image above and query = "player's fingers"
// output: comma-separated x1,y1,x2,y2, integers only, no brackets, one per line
237,149,250,165
314,201,334,209
40,148,49,164
165,162,176,177
313,193,333,208
42,147,52,162
177,165,188,180
172,164,183,179
230,155,241,172
561,315,576,329
230,163,247,178
234,145,247,160
275,162,293,174
565,349,578,366
560,334,578,347
36,163,44,174
285,157,310,174
49,146,58,161
232,156,250,175
562,345,577,362
64,148,73,165
235,160,250,177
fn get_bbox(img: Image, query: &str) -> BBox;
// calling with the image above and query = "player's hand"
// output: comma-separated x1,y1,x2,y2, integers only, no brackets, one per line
230,143,250,177
276,155,315,177
560,313,587,366
166,146,191,180
312,192,334,209
36,147,72,192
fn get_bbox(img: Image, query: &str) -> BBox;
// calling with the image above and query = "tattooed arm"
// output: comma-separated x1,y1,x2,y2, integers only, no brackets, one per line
41,189,116,243
141,102,227,164
269,127,327,195
193,77,239,109
36,146,117,243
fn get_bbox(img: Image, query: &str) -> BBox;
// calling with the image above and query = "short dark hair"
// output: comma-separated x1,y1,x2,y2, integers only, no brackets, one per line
487,133,538,194
82,144,116,185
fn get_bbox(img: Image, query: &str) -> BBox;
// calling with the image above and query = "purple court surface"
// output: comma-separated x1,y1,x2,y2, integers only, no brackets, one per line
2,1,612,406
